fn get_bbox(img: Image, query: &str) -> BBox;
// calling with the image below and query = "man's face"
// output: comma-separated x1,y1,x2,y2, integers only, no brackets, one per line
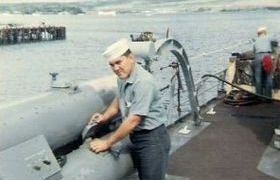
108,54,134,80
258,31,267,37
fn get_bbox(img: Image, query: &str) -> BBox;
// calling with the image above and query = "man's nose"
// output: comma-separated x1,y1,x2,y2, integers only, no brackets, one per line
112,64,120,71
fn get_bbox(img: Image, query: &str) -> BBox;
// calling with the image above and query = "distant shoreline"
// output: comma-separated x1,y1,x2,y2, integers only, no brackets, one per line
0,1,280,15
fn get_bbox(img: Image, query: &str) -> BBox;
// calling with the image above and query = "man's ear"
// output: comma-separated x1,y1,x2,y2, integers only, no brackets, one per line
128,53,135,61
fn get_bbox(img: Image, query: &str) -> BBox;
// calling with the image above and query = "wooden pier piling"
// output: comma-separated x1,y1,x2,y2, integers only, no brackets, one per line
0,25,66,45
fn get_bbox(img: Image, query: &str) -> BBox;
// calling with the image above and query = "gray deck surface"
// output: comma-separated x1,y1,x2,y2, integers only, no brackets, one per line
168,101,280,180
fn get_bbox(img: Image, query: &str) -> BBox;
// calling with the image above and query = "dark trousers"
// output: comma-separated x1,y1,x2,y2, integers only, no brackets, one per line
129,125,171,180
254,53,273,98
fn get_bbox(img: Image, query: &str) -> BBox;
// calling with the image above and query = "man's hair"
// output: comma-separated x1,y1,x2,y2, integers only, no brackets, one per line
122,49,131,57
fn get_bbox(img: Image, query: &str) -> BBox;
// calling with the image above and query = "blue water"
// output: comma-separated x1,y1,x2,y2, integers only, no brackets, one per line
0,11,280,104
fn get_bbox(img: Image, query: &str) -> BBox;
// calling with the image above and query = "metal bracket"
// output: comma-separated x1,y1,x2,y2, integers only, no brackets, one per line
155,39,202,126
0,135,62,180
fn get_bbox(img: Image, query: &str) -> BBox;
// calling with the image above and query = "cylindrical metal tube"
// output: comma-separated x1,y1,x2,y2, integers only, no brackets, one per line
0,76,117,151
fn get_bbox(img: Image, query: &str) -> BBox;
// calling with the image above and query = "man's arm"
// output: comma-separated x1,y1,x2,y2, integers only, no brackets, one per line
107,114,141,146
102,97,120,121
90,114,141,153
89,97,120,124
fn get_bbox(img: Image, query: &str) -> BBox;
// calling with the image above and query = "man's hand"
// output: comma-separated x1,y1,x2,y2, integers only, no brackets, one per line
88,113,106,125
89,139,111,153
88,98,119,125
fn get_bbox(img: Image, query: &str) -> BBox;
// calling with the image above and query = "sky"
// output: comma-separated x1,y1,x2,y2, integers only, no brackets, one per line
0,0,279,6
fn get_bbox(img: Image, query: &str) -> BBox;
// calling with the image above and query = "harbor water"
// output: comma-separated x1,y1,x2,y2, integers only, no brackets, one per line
1,11,280,104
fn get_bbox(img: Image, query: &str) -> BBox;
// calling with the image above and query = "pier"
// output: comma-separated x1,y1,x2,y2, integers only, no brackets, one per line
0,25,66,45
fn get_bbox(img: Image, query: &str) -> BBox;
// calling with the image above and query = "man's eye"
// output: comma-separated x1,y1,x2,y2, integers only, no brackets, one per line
109,58,124,67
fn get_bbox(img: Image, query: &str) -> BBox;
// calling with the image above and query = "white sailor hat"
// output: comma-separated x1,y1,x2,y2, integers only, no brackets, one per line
103,38,130,61
257,26,267,33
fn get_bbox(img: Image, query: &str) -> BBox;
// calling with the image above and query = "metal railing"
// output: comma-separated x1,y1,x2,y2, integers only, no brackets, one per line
136,37,249,127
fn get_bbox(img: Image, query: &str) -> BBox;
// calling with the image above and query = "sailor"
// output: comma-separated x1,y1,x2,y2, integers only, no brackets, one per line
89,38,171,180
253,26,277,100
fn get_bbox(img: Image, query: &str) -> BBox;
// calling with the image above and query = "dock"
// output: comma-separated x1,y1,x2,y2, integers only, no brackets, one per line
0,25,66,45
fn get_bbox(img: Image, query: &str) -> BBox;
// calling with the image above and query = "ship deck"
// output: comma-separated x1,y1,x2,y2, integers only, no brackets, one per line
167,99,280,180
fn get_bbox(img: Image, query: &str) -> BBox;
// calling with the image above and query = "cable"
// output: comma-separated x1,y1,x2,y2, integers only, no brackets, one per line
190,40,252,60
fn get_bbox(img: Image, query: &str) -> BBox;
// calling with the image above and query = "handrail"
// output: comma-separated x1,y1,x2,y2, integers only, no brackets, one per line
155,38,202,126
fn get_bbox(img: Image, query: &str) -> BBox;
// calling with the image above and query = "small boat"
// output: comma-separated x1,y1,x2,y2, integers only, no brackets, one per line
97,10,117,16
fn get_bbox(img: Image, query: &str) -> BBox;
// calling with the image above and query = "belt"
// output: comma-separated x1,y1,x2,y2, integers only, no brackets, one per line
132,124,164,135
257,51,271,54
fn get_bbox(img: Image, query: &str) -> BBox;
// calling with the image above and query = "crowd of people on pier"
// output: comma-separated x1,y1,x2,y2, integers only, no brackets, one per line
0,24,66,45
